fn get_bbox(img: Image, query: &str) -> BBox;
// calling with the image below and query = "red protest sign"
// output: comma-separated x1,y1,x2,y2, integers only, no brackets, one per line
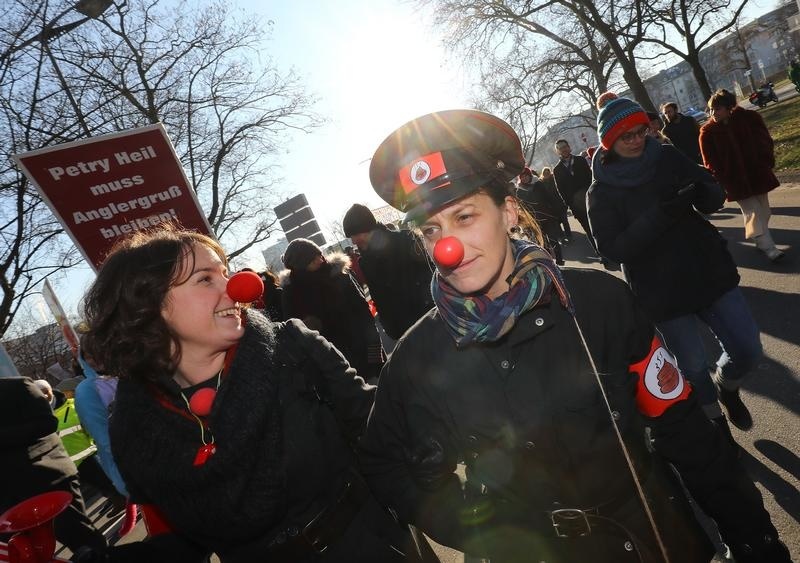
14,124,213,270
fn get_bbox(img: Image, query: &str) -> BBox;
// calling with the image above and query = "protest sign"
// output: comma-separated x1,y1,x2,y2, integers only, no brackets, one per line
14,124,213,270
42,279,80,358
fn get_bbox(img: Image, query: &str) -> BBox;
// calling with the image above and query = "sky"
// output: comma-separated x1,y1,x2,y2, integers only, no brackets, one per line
250,0,472,230
20,0,473,328
17,0,783,330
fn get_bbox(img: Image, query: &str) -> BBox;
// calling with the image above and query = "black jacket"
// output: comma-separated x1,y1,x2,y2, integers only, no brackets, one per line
0,378,105,552
553,154,592,220
359,269,782,562
662,114,702,164
358,226,435,340
107,313,409,563
0,378,76,501
517,177,567,240
282,254,384,381
587,144,739,322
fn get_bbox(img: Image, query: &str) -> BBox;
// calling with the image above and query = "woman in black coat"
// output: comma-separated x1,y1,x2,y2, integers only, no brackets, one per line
587,92,764,436
358,109,789,563
281,238,385,383
76,227,420,563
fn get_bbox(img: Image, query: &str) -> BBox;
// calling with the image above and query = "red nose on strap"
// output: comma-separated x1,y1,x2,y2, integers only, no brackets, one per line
226,271,264,303
189,388,216,417
433,236,465,269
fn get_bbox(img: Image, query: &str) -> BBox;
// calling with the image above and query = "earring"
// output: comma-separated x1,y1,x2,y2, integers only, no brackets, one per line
509,225,521,236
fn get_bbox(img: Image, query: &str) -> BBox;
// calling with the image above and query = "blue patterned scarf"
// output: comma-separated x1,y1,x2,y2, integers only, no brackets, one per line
591,135,662,188
432,240,573,347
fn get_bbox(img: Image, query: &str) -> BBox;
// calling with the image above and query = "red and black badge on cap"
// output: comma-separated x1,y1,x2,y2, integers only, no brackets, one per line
369,110,525,223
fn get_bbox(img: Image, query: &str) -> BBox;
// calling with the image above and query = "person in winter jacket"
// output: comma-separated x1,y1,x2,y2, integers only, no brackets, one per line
358,108,790,563
259,270,285,322
280,238,385,383
75,227,424,563
73,354,127,497
515,166,564,264
0,377,106,553
699,88,784,261
588,92,767,437
343,204,435,342
660,102,702,163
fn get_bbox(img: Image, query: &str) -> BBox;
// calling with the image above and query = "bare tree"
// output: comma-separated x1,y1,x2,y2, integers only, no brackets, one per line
3,310,72,381
326,219,347,246
0,0,319,335
61,0,322,259
640,0,751,101
0,1,92,337
425,0,657,120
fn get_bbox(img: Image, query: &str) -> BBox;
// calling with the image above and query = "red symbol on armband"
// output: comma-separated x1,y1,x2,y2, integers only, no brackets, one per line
657,361,680,394
631,338,692,417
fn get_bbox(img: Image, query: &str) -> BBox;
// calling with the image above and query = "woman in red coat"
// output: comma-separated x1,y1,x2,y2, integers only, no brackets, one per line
699,89,783,261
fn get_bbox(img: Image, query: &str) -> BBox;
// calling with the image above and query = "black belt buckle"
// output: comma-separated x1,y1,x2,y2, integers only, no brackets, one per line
550,508,592,538
301,526,329,555
300,481,354,554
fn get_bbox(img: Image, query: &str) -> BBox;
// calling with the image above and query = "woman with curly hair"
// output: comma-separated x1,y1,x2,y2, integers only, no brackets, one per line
75,227,424,563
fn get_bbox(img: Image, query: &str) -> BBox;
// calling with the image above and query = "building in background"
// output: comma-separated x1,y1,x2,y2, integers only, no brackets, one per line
3,323,72,381
529,3,798,172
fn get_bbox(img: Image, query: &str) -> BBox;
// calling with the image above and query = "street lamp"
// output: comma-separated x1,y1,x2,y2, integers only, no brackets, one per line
1,0,115,136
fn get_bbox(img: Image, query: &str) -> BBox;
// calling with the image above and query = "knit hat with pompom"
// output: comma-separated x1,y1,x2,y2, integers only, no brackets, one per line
595,92,649,150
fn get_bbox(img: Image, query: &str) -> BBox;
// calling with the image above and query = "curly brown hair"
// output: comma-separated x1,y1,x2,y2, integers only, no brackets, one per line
82,226,226,383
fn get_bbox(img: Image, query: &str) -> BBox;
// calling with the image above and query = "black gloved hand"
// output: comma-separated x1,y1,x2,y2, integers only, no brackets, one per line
407,435,455,491
659,183,695,217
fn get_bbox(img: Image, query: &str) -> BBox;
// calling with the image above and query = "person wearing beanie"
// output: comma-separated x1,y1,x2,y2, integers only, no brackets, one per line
281,238,385,382
341,203,434,343
281,238,324,272
588,91,768,442
342,204,377,241
359,109,790,563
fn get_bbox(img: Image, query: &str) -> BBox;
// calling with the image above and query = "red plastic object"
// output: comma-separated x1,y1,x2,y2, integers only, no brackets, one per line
226,271,264,303
432,237,465,269
118,501,137,538
0,491,72,563
139,503,172,537
188,388,216,417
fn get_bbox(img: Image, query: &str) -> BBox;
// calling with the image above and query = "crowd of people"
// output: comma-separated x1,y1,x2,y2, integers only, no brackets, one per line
2,83,792,563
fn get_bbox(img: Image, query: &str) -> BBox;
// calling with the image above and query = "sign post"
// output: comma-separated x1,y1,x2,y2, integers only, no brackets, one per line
14,124,213,270
274,194,325,246
41,279,81,358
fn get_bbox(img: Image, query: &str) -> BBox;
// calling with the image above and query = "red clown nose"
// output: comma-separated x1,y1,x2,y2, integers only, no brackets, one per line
189,388,216,417
226,271,264,303
433,236,465,269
